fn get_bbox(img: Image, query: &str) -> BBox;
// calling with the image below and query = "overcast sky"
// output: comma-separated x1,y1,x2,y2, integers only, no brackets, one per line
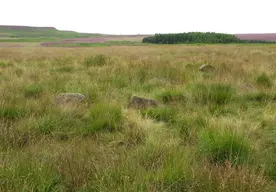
1,0,275,34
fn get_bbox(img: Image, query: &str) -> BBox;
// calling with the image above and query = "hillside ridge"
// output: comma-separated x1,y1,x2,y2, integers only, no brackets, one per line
0,25,57,31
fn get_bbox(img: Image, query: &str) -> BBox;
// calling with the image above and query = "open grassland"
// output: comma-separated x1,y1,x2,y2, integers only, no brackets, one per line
40,35,149,47
1,45,276,191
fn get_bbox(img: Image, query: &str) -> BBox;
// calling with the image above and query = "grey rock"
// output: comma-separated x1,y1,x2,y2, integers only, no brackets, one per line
239,83,255,91
199,64,216,72
128,95,158,109
54,93,86,106
149,77,169,84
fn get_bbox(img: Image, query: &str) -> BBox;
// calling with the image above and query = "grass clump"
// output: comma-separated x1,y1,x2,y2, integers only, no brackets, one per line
83,54,109,67
208,104,238,117
34,111,89,136
171,116,207,142
141,107,177,123
51,66,73,73
243,92,276,103
255,73,273,88
189,83,235,105
156,90,186,104
198,128,251,165
0,106,29,120
87,103,123,133
0,60,11,67
0,155,64,192
36,115,59,134
24,83,44,98
267,162,276,181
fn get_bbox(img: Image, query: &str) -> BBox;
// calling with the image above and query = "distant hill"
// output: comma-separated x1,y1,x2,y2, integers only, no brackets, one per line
0,25,102,39
235,33,276,42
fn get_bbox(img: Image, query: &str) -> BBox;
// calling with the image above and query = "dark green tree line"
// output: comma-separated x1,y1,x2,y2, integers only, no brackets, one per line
142,32,275,44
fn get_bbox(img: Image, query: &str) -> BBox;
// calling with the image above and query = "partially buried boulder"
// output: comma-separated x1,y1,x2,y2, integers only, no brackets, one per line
239,83,255,91
54,93,86,106
199,64,216,72
128,95,158,109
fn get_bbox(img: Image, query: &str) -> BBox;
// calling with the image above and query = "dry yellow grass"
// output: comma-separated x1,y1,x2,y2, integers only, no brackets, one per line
1,44,276,191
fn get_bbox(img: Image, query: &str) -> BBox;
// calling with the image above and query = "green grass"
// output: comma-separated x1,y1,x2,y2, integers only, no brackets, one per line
244,92,276,102
1,44,276,191
171,116,207,142
24,83,44,98
0,153,65,191
86,103,124,133
0,106,29,120
188,83,235,105
0,37,60,42
141,106,177,123
83,54,109,67
156,90,186,104
46,41,147,47
255,73,273,88
50,66,74,73
198,128,251,165
0,26,101,39
0,60,11,67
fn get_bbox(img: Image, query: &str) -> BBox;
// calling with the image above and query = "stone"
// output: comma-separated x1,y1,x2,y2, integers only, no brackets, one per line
128,95,158,109
239,83,255,91
149,77,169,84
199,64,216,72
54,93,86,106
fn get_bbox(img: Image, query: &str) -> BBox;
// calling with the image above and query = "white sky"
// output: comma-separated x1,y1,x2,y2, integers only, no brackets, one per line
1,0,275,34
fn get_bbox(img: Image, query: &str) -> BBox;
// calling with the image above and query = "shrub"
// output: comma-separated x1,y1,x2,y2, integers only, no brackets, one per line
87,103,123,133
156,90,186,104
256,73,272,88
83,54,109,67
198,129,250,165
24,84,44,98
189,83,235,105
141,107,177,123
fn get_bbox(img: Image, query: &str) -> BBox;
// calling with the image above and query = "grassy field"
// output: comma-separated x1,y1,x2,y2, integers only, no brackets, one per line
42,41,149,47
0,25,147,46
1,44,276,191
0,38,60,43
